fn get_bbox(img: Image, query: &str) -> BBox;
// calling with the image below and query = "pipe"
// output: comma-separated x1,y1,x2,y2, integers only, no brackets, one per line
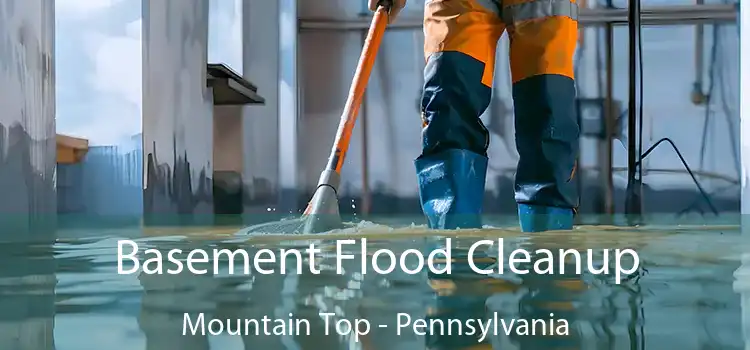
740,0,749,216
299,4,737,31
691,0,707,105
624,0,642,222
602,2,615,216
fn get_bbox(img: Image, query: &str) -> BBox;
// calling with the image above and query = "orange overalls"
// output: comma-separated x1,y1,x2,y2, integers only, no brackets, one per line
416,0,580,231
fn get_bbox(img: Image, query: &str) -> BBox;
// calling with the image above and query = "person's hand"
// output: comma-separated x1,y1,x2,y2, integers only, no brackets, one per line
368,0,406,23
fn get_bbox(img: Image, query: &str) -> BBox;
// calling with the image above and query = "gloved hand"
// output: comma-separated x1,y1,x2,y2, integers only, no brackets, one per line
368,0,406,23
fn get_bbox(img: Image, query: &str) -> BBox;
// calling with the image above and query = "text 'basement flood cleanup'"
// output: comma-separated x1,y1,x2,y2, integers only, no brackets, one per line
118,238,640,284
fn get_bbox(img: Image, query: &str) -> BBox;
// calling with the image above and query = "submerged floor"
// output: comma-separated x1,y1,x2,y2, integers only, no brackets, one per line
3,219,746,349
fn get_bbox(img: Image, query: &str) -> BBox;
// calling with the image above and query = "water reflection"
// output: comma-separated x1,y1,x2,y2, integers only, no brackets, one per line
417,236,592,349
508,236,586,349
0,243,56,350
9,226,742,349
138,250,216,350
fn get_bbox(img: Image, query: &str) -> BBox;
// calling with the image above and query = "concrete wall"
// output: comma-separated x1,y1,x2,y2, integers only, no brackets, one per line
0,1,56,348
278,0,300,211
737,1,748,348
142,0,214,225
741,0,748,235
0,0,57,239
242,0,281,213
213,107,243,173
213,106,244,216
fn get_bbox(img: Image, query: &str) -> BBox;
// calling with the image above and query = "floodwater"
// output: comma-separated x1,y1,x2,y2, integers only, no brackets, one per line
4,219,747,349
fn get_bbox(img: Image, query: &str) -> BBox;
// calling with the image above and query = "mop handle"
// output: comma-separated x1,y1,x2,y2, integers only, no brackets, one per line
323,3,391,174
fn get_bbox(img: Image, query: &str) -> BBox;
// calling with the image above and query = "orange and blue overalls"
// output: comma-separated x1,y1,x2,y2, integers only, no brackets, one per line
414,0,579,231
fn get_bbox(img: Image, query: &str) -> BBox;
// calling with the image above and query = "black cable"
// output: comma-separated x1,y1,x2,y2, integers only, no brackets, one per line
679,182,736,216
625,0,720,219
637,138,719,215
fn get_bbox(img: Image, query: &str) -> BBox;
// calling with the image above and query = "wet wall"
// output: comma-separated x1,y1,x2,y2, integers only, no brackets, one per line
242,0,282,214
738,0,748,345
741,1,749,214
142,0,214,225
213,106,244,217
277,0,300,212
0,0,56,239
295,0,741,216
0,1,56,348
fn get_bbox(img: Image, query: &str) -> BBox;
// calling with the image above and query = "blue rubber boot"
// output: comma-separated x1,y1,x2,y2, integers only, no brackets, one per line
518,204,574,232
415,149,488,230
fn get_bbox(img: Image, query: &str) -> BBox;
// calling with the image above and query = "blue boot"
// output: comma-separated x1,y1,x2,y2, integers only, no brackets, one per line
415,149,487,230
518,204,574,232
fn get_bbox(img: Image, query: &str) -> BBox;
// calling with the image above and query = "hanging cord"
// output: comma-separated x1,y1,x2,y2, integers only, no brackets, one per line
638,138,719,215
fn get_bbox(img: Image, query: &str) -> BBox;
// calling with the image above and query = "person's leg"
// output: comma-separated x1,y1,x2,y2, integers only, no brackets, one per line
504,0,580,232
418,0,505,230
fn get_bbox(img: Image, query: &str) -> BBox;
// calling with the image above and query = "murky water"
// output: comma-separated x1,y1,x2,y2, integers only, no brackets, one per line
2,220,746,349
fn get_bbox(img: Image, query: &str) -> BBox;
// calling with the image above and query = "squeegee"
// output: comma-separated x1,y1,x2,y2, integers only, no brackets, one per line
300,1,392,233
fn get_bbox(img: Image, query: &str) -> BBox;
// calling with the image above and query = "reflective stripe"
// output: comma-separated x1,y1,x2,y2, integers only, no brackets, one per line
502,0,578,27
